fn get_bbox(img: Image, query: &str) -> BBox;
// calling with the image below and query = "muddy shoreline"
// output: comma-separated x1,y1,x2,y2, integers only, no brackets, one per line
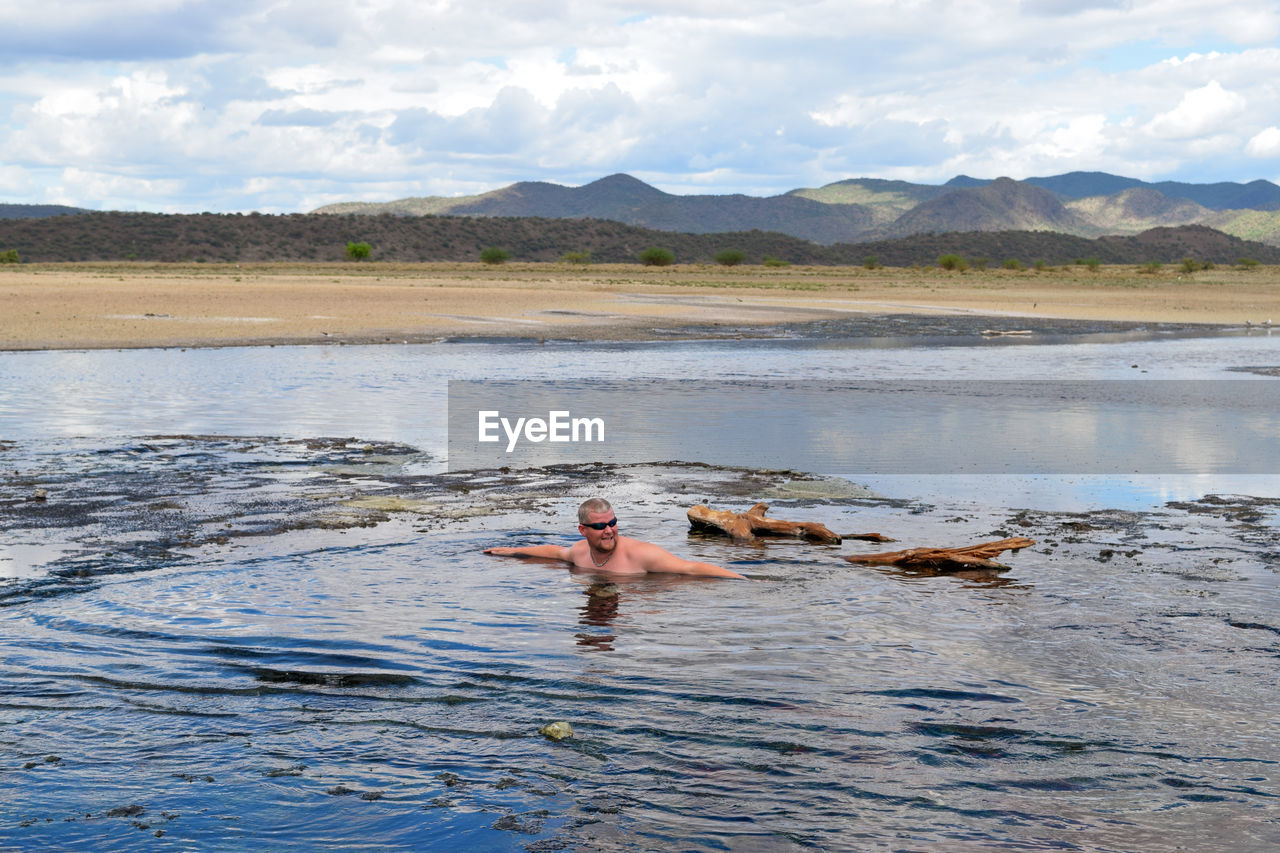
3,262,1275,351
2,312,1245,352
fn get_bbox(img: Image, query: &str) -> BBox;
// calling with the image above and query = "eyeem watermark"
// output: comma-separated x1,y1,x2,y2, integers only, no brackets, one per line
478,410,605,452
449,378,1280,473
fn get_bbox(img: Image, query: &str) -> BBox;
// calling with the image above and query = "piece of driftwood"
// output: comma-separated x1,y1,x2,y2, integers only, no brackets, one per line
688,502,849,544
841,537,1035,572
843,532,896,543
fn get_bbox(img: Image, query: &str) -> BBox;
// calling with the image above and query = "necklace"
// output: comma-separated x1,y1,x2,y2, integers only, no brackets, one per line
589,546,613,568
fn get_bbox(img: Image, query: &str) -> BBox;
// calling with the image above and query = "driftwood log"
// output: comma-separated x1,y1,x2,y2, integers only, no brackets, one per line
841,537,1035,572
688,502,864,545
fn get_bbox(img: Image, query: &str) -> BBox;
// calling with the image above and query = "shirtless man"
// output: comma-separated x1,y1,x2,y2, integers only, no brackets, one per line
484,497,746,580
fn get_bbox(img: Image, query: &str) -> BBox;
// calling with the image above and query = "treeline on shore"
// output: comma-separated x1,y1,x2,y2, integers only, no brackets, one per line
2,211,1279,267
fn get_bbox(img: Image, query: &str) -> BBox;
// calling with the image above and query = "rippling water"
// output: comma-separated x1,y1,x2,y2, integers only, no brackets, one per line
2,331,1279,850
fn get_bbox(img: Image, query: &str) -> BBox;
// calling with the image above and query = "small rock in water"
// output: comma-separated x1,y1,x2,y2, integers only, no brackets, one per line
539,721,573,741
105,804,146,818
32,489,48,501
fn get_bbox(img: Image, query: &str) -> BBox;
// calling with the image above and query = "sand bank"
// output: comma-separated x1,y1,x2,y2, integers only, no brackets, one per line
3,261,1277,350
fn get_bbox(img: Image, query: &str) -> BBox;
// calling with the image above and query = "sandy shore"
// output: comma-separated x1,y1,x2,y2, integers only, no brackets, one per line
3,261,1277,350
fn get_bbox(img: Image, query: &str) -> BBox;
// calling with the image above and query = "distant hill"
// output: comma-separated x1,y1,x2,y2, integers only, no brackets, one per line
1152,178,1280,211
316,171,1280,246
1018,171,1147,198
0,203,92,219
963,171,1280,211
3,211,1277,267
317,173,876,245
842,225,1280,267
1206,209,1280,246
0,210,834,264
1096,224,1279,264
785,178,949,226
881,177,1096,237
1065,188,1211,234
943,175,991,189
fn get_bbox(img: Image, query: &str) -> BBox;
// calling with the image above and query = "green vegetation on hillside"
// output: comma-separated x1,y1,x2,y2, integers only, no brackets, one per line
1209,209,1280,245
4,212,1280,267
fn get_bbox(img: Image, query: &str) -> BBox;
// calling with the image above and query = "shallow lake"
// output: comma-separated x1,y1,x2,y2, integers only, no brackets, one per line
1,329,1278,850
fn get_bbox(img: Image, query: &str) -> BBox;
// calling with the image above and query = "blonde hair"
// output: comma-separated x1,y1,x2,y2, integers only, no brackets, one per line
577,497,613,524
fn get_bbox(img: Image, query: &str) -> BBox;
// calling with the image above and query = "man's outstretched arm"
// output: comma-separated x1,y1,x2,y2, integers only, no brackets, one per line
637,543,746,579
484,544,572,561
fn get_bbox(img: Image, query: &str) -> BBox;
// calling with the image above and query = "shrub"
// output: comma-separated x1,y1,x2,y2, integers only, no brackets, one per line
938,254,967,271
1238,257,1260,270
762,256,790,267
1085,257,1101,272
863,255,879,270
970,257,989,271
1139,261,1163,274
559,250,591,264
714,249,745,266
1002,258,1024,270
0,248,19,263
1033,260,1048,271
479,246,511,264
638,246,675,266
345,241,372,261
1180,257,1202,273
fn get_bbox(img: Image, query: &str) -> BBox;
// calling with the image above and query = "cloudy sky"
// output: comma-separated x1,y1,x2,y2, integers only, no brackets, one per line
2,0,1279,212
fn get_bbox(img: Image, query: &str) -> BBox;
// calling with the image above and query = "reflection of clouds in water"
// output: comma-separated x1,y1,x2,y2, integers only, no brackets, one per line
454,379,1280,475
813,403,1108,475
7,338,1280,480
860,474,1280,511
0,542,73,578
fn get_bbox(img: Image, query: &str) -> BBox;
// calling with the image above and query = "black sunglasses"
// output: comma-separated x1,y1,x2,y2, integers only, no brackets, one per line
581,518,618,530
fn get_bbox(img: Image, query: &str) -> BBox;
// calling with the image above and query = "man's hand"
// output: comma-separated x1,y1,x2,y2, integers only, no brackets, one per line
484,544,571,561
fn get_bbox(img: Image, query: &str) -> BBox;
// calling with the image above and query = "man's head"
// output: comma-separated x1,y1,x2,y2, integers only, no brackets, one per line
577,498,612,525
577,497,617,553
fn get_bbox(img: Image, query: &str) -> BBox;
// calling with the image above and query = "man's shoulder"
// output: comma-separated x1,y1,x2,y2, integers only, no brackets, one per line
616,535,658,553
617,536,676,566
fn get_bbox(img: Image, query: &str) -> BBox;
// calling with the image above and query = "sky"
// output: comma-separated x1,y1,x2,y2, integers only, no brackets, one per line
2,0,1280,213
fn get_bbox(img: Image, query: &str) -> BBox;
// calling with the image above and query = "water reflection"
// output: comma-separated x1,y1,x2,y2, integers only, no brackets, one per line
872,564,1031,588
575,581,620,651
3,334,1280,850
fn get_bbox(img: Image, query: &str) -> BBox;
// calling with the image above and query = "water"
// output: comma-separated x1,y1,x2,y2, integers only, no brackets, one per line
1,330,1279,850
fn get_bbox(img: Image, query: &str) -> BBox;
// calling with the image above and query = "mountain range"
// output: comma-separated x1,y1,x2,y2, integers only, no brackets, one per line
0,203,92,219
313,171,1280,247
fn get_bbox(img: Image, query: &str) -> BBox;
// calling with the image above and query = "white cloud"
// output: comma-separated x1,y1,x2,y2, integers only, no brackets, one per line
1145,81,1247,140
0,164,36,195
54,167,186,210
3,1,1280,211
1210,5,1280,44
1246,127,1280,158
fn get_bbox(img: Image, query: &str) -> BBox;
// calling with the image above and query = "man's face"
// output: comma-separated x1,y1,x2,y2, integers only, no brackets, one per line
579,509,618,551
